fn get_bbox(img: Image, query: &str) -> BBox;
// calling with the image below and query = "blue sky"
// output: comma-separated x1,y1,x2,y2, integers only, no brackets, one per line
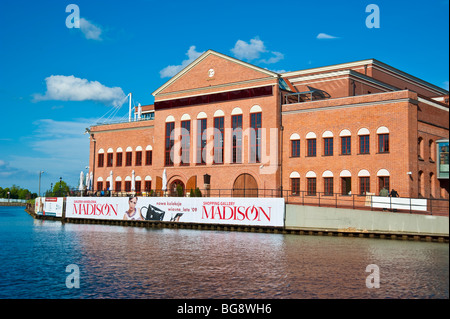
0,0,448,194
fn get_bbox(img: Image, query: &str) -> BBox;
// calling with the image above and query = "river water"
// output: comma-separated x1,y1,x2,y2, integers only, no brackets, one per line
0,206,448,299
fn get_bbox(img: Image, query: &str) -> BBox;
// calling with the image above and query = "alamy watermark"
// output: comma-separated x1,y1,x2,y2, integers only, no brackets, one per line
66,264,80,289
365,264,380,288
165,126,279,174
365,4,380,29
65,4,80,29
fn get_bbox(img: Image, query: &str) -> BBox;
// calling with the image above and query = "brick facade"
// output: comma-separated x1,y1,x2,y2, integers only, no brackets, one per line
87,50,449,199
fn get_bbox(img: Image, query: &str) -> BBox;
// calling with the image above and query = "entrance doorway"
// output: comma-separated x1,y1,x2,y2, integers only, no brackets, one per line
232,173,258,197
169,179,185,197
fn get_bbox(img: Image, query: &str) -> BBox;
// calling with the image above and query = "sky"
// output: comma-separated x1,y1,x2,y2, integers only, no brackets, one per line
0,0,448,194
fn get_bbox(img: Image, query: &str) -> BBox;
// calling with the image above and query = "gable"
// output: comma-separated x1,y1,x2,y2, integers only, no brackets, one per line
153,50,278,97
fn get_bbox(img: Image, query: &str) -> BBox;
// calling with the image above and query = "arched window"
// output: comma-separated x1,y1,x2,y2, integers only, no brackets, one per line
322,170,334,195
340,130,351,155
429,139,435,162
429,172,435,198
290,133,300,157
340,170,352,195
358,169,370,195
323,131,334,156
377,169,390,193
306,171,317,195
418,137,424,160
213,110,225,164
196,112,207,165
358,128,370,154
306,132,317,157
418,171,424,198
290,171,300,195
377,126,389,153
250,105,262,163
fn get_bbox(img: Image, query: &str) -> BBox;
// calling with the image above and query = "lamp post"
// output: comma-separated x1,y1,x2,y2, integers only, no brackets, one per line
59,177,62,197
39,171,44,197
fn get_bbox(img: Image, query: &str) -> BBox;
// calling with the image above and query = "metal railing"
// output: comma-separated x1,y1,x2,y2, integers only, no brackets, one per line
0,198,28,203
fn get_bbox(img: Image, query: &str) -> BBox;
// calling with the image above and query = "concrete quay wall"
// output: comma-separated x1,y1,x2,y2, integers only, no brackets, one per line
285,204,449,237
25,202,449,243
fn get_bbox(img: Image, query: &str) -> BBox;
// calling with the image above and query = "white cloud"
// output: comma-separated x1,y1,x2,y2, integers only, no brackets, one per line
33,75,126,107
231,37,284,65
231,37,266,61
316,33,339,39
79,18,103,40
160,46,204,78
260,51,284,64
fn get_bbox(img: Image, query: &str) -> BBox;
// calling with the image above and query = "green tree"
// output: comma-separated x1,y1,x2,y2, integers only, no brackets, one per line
176,184,184,197
0,185,34,199
53,180,70,196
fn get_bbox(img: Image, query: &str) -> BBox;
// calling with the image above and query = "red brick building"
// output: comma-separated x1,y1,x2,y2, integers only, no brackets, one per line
87,50,449,200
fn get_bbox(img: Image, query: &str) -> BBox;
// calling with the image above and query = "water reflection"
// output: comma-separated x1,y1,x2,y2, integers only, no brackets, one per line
0,207,448,299
60,223,448,299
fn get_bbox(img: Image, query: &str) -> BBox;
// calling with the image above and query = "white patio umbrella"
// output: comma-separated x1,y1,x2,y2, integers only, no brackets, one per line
85,171,90,190
131,170,135,191
162,169,167,191
78,171,84,191
109,170,114,191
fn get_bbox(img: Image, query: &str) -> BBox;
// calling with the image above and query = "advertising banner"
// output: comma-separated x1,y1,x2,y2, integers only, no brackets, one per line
65,196,285,227
35,197,44,215
35,197,64,217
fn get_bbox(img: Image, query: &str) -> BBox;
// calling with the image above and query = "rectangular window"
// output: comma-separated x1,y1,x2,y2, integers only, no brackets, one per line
307,178,316,196
324,177,334,195
145,181,152,192
232,115,242,163
116,152,122,166
214,117,224,164
341,177,351,195
115,181,121,192
98,153,104,167
341,136,351,155
145,150,152,165
135,151,142,166
378,134,389,153
125,181,131,192
324,137,333,156
197,119,207,165
165,122,175,166
107,153,113,167
250,112,262,163
125,152,132,166
379,176,390,193
135,181,141,193
181,120,190,165
359,177,370,195
97,181,103,191
307,139,316,157
359,135,370,154
291,178,300,195
291,140,300,157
